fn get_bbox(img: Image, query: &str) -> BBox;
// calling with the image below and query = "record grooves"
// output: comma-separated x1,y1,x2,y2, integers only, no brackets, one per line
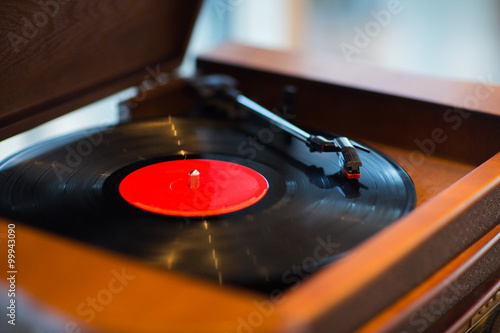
0,117,416,293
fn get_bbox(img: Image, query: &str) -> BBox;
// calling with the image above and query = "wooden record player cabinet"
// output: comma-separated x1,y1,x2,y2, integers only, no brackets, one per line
0,1,499,332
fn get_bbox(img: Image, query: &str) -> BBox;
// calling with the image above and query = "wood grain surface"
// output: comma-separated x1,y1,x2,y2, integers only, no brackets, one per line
0,0,201,141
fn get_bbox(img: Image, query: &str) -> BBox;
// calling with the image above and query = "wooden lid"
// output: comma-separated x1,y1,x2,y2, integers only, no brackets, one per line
0,0,202,140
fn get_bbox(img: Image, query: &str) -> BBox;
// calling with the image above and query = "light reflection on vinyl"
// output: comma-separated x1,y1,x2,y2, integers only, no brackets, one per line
0,117,415,293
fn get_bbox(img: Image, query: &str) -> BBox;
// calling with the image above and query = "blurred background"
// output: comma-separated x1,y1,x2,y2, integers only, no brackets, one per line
2,0,499,161
186,0,500,80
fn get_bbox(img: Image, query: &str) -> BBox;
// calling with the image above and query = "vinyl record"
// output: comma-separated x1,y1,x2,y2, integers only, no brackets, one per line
0,117,416,292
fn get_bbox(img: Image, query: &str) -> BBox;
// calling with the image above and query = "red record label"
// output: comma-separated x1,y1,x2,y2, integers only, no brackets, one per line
119,159,269,217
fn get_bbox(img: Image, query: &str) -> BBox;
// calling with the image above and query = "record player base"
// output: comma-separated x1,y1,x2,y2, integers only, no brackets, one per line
1,43,499,333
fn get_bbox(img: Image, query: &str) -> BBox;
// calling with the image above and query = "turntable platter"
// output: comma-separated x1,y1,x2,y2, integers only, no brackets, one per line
0,117,415,292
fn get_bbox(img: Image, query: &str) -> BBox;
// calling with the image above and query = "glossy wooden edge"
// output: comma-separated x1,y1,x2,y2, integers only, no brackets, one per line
275,153,500,331
199,42,500,117
356,225,500,333
196,42,500,330
444,278,500,333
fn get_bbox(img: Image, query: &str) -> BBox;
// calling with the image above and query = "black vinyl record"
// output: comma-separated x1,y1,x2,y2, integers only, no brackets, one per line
0,117,416,292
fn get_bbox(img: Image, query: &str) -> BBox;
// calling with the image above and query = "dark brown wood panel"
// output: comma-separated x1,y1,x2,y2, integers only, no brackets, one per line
357,226,500,333
197,43,500,166
0,0,202,140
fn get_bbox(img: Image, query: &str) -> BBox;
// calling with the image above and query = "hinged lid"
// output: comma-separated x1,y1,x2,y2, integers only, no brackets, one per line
0,0,202,140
